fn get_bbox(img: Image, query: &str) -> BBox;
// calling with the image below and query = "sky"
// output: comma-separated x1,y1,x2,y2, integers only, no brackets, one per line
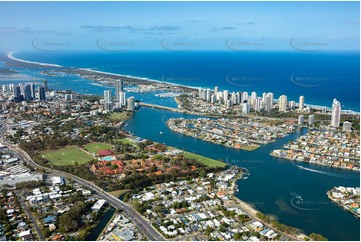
0,1,359,52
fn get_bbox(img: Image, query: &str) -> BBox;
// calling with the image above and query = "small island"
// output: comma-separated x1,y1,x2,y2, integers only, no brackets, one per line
167,117,294,151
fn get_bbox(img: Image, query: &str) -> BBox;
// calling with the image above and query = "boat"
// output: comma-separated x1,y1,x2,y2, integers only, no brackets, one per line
160,131,163,134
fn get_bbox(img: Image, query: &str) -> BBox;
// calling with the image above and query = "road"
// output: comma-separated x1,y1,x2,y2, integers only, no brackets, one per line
15,191,46,241
0,122,164,241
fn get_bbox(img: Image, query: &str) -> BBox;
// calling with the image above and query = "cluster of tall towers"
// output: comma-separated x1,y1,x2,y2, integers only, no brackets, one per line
103,80,135,111
1,80,48,102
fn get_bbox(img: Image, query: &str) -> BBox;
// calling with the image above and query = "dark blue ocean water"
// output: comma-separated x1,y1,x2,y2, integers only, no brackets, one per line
14,51,360,112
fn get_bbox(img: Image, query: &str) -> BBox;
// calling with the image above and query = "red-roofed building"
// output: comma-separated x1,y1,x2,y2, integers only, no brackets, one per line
97,150,113,156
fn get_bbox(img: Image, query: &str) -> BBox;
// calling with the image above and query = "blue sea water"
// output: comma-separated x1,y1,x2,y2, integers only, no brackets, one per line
2,51,360,240
14,51,360,112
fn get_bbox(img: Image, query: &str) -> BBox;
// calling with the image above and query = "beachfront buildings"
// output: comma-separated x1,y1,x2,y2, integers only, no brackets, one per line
115,79,124,102
299,96,304,111
331,98,341,127
278,95,287,112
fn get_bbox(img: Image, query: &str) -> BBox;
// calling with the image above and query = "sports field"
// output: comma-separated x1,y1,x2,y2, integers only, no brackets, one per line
41,147,94,166
84,142,112,153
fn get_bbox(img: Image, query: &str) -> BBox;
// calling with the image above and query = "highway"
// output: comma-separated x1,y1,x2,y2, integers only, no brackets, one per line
0,122,164,241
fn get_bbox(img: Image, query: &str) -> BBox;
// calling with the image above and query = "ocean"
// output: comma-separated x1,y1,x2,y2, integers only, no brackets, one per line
1,51,360,240
14,51,360,112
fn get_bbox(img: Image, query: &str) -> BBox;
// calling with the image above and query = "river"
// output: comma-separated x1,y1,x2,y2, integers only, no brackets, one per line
123,106,360,241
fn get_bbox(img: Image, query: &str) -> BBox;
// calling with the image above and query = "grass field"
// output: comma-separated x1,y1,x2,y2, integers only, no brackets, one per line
117,138,136,146
182,151,226,168
109,112,130,121
42,147,94,166
109,189,130,197
84,142,112,153
241,145,260,151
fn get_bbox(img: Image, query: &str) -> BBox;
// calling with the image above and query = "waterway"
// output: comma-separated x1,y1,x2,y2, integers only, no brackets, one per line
1,60,359,240
123,106,360,241
85,207,116,241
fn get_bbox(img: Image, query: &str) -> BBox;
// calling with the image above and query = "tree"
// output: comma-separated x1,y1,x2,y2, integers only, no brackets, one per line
309,233,328,241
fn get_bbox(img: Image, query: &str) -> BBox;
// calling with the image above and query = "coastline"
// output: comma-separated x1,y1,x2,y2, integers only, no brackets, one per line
3,52,360,115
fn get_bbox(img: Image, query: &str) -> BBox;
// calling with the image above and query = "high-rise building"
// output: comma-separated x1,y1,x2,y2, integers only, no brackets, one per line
13,85,21,102
278,95,287,112
115,80,124,102
223,90,229,103
343,121,352,132
119,91,126,106
206,89,211,102
308,115,315,126
103,90,113,111
127,96,135,111
214,86,219,94
298,115,304,125
242,101,250,114
265,95,271,112
242,92,248,102
104,90,112,103
299,96,304,112
38,87,46,101
331,98,341,127
30,83,36,99
43,80,48,92
24,84,32,101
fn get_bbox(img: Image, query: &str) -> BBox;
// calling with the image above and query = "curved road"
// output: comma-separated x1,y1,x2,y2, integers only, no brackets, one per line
0,123,164,241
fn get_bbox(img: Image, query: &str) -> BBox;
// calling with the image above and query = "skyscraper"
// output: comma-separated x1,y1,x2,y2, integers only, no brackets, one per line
308,115,315,126
242,101,250,114
298,115,304,125
278,95,287,112
115,80,124,102
127,96,135,111
30,83,36,99
43,80,48,92
331,98,341,127
24,84,32,101
299,96,304,111
119,91,126,107
214,86,219,94
103,90,113,111
13,85,21,102
38,87,46,101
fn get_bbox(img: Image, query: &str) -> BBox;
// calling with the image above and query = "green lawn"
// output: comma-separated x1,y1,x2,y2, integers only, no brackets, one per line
84,142,112,153
117,138,136,146
241,145,260,151
182,151,226,168
109,112,130,121
41,147,94,166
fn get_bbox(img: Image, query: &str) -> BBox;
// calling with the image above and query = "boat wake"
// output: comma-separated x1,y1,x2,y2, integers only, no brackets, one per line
291,161,359,180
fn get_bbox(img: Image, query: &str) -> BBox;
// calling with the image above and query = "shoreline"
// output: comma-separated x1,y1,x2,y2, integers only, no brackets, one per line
270,153,360,172
229,169,307,240
4,52,360,115
326,191,360,218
